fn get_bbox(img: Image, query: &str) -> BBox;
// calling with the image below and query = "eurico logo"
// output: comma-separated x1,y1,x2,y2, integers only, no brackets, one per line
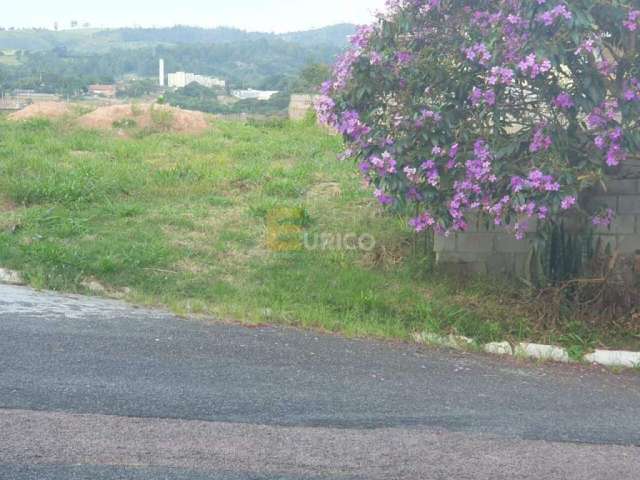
303,232,376,251
265,207,376,252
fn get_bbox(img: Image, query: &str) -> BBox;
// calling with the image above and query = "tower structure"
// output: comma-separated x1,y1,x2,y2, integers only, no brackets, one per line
159,59,165,87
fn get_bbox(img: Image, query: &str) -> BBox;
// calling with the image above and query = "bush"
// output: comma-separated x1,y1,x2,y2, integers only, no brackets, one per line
318,0,640,238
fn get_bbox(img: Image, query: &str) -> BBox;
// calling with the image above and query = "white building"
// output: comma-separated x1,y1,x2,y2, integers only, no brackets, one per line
231,89,279,101
167,72,226,89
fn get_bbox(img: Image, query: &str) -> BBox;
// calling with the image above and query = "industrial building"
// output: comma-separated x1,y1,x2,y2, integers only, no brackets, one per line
167,72,226,89
13,90,61,103
231,89,279,101
88,84,117,98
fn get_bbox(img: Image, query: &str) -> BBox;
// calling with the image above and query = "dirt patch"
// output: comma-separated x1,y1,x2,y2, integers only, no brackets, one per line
0,198,16,212
8,102,72,121
306,182,342,200
77,103,211,135
173,259,211,274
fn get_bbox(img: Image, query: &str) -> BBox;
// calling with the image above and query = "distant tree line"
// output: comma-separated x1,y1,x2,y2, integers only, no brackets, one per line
0,40,339,97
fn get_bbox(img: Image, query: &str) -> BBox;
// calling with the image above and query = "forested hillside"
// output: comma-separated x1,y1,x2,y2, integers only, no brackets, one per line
0,40,340,94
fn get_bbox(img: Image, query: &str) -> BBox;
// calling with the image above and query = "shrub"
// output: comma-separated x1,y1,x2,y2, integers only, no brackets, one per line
317,0,640,238
112,118,137,129
150,106,174,132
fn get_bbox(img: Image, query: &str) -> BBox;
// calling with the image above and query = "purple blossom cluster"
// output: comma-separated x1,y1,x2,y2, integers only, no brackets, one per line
338,111,371,144
537,4,572,26
464,43,492,66
586,101,625,167
530,125,553,153
487,67,515,86
623,78,640,101
592,208,615,228
363,151,397,177
518,53,552,79
318,0,639,238
469,87,496,107
414,108,442,128
553,92,574,109
409,211,436,233
624,10,640,31
511,170,560,194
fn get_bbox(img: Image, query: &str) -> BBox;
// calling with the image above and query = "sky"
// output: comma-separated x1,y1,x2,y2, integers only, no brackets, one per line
3,0,387,32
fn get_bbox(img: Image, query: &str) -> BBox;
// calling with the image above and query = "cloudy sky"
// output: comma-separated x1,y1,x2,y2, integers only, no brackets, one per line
3,0,387,32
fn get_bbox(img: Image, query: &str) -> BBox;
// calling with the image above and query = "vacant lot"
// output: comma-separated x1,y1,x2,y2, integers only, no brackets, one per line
0,117,637,352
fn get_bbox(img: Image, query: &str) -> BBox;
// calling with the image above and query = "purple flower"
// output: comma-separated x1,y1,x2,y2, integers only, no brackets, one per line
530,125,552,153
561,196,576,210
575,37,597,56
469,87,495,107
409,212,436,232
369,52,383,65
526,170,560,192
511,176,525,192
518,53,552,79
487,66,515,85
349,25,374,49
464,43,492,66
606,144,625,167
624,10,640,31
395,51,413,65
592,209,615,228
314,95,337,128
537,4,572,26
374,188,394,205
338,111,371,142
414,108,442,128
368,151,397,176
554,92,574,109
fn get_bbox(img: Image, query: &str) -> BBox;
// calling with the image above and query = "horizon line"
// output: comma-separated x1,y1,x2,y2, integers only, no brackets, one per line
0,22,360,35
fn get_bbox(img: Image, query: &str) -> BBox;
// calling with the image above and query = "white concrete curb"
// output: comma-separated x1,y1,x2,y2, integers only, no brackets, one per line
515,343,571,363
0,269,25,286
415,331,640,370
483,342,513,356
584,350,640,369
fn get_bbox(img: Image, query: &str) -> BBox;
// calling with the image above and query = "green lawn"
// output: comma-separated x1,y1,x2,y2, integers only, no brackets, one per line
0,116,638,352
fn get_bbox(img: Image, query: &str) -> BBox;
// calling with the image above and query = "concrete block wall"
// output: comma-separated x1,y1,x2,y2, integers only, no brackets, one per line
434,174,640,276
590,177,640,256
288,94,319,120
435,222,536,277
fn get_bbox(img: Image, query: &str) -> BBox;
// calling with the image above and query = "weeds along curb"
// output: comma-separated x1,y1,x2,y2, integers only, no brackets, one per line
413,332,640,370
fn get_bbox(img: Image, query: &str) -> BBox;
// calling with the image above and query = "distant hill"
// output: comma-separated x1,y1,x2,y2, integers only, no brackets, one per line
278,24,357,47
0,24,357,53
0,28,105,52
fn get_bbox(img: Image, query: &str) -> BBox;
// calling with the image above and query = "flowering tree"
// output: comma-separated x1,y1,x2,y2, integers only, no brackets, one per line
317,0,640,239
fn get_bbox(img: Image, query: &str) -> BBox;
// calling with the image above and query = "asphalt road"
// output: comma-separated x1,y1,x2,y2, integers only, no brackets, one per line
1,284,639,479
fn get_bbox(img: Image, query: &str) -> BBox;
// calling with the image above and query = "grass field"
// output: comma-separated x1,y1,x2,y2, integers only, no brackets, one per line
0,116,638,352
